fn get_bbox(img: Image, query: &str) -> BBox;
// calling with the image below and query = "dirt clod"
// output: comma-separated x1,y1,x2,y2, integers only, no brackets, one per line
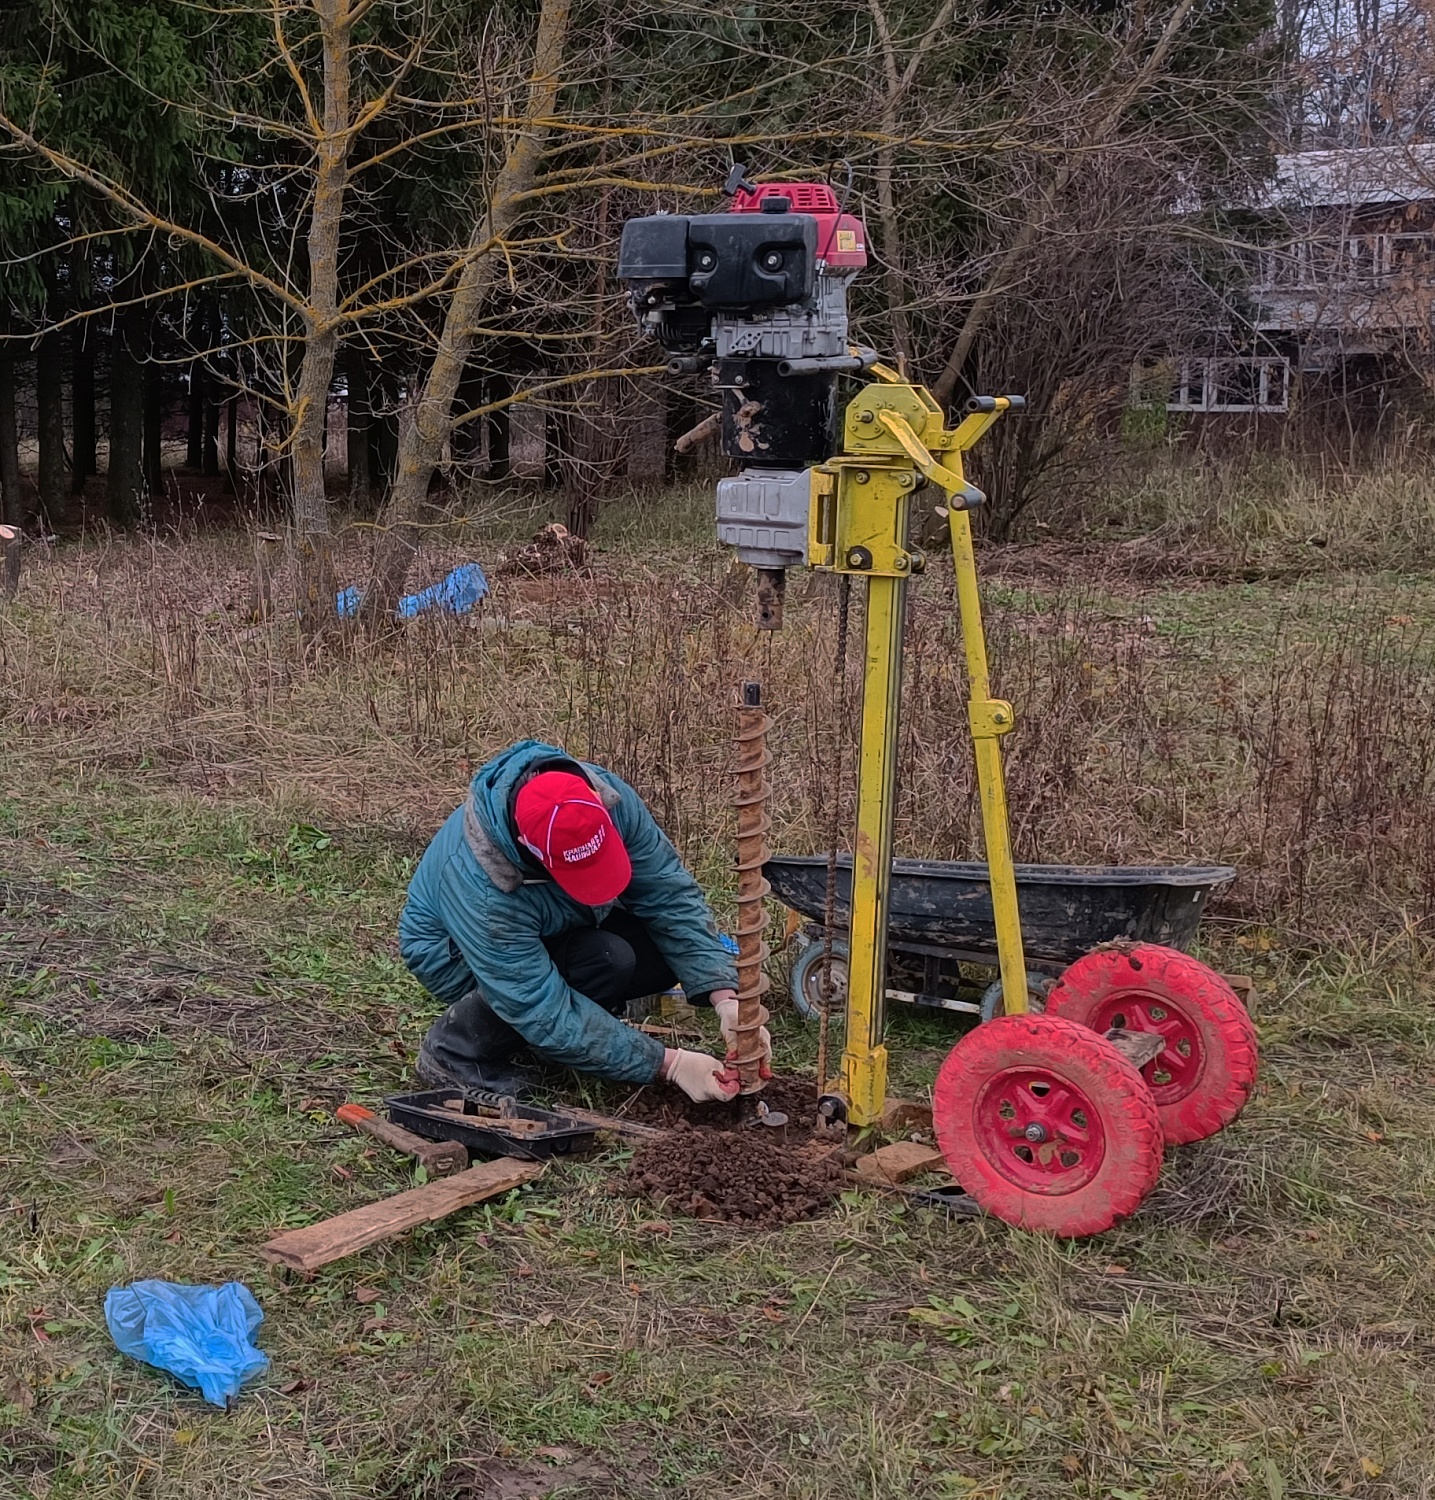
618,1073,821,1140
621,1121,847,1227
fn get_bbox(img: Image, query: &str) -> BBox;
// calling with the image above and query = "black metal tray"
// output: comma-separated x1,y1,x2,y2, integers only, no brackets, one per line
764,855,1235,964
385,1089,597,1161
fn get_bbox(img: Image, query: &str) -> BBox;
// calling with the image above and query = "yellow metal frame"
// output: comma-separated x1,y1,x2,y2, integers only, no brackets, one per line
810,382,1026,1126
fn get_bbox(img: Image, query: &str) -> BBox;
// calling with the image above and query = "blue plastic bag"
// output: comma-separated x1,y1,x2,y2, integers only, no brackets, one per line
336,561,489,620
105,1280,269,1408
396,561,489,618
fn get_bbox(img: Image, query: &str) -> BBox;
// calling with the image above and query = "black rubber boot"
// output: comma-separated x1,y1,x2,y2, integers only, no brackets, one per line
415,988,539,1099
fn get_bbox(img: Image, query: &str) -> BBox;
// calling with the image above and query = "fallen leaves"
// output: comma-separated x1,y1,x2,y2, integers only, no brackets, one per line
353,1286,383,1305
3,1375,36,1411
1236,932,1276,953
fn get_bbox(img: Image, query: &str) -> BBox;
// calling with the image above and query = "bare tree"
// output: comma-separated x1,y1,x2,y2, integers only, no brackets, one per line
930,0,1202,410
362,0,573,617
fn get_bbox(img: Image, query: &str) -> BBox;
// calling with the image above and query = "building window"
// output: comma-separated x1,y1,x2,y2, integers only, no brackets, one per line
1259,232,1435,290
1162,356,1291,413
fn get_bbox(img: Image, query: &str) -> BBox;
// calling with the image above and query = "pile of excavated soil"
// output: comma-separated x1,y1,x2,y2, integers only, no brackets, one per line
620,1121,847,1228
618,1073,820,1139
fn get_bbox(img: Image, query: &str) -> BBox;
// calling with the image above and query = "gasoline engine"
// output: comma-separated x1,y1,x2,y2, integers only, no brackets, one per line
617,165,871,629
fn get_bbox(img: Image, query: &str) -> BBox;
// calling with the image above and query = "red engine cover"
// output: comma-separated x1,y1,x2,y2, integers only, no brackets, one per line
730,181,868,270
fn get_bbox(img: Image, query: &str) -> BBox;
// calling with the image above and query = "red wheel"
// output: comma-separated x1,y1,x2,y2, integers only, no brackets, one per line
933,1013,1163,1237
1043,943,1258,1146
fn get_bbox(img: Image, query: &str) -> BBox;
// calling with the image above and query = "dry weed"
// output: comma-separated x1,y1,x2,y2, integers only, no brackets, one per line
2,526,1431,938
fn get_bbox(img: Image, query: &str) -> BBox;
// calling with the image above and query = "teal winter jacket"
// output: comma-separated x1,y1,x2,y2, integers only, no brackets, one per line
398,740,738,1084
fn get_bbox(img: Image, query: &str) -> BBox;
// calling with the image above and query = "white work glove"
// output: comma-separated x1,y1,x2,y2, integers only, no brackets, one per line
711,990,773,1079
660,1048,739,1104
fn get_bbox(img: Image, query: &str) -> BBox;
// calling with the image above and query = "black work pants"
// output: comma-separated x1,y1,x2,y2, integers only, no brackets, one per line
430,909,680,1070
543,908,679,1011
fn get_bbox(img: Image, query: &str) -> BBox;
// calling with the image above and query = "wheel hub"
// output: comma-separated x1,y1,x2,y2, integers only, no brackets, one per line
973,1065,1106,1195
1089,989,1203,1103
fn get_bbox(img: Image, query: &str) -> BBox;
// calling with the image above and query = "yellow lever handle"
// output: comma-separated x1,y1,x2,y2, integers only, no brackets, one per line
876,411,965,494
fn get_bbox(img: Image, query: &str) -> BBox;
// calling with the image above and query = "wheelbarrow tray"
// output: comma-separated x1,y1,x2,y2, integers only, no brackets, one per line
765,855,1235,965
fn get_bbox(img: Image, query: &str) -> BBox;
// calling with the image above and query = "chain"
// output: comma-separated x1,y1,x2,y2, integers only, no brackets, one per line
815,572,852,1098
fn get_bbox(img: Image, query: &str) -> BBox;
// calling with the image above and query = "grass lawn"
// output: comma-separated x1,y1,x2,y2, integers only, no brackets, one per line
3,500,1434,1499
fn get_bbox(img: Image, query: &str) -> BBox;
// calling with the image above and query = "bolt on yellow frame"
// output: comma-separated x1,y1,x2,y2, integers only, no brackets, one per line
809,374,1027,1126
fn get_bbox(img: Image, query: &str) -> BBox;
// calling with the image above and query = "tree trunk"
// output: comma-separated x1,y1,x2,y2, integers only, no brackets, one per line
486,373,511,479
561,175,620,539
143,357,163,499
364,0,573,619
865,0,966,374
289,0,365,637
872,144,912,370
544,406,564,490
226,393,238,479
71,323,97,493
187,359,205,469
202,378,220,476
107,307,146,528
346,342,371,511
370,403,397,491
0,344,24,527
36,330,67,523
452,362,484,471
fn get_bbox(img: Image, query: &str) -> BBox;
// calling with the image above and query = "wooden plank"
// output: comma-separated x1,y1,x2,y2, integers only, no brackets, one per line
260,1157,543,1272
1105,1027,1167,1070
1223,974,1255,1008
855,1141,947,1185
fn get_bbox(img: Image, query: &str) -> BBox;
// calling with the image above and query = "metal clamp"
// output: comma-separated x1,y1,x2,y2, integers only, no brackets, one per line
968,699,1016,739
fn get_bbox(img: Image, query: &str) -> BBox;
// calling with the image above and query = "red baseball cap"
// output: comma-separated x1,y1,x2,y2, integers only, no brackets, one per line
514,771,632,904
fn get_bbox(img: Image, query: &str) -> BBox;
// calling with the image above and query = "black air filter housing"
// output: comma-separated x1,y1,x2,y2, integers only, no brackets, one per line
617,213,817,310
616,214,690,281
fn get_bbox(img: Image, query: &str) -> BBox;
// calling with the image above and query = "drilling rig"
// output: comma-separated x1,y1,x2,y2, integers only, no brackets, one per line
614,169,1259,1237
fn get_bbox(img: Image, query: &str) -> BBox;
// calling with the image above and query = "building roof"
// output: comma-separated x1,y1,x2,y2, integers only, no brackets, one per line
1260,144,1435,209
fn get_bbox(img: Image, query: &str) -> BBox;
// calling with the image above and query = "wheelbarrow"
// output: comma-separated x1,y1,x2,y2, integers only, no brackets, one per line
768,854,1236,1021
767,854,1259,1232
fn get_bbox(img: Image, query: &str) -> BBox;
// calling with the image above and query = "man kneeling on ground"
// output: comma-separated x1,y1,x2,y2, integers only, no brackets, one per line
399,739,772,1103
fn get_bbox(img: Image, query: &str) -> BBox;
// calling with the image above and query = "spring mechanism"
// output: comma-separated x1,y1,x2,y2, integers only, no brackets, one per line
732,680,773,1095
